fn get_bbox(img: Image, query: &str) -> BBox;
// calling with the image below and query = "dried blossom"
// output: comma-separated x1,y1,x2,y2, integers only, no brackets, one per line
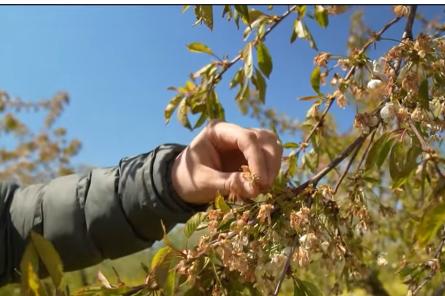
292,246,310,267
393,5,410,17
314,52,331,67
290,206,310,232
257,204,274,224
333,90,347,109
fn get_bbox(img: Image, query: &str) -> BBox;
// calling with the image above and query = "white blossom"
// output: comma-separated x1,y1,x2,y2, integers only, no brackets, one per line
380,102,396,123
367,79,383,90
372,57,386,76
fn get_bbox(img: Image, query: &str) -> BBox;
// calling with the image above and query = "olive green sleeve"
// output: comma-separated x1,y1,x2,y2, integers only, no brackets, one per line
0,144,204,285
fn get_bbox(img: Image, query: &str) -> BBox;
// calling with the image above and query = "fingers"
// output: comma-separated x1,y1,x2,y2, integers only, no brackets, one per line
207,121,268,187
252,129,283,188
206,168,260,200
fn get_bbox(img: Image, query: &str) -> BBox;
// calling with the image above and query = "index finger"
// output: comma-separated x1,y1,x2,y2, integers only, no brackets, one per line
207,121,268,188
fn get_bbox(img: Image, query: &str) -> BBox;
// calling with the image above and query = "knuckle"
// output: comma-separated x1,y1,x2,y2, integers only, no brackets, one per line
258,129,278,142
245,130,259,144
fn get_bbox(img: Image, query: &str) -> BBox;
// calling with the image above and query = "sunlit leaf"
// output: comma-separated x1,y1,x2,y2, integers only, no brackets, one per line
197,5,213,30
30,231,64,288
187,42,213,55
163,268,176,296
417,202,445,246
283,142,299,149
150,246,173,271
234,5,250,25
310,67,321,95
243,43,253,79
291,19,317,49
184,212,205,238
215,192,230,213
20,243,46,296
314,5,329,28
181,5,190,13
177,99,191,129
299,95,321,101
97,271,113,289
230,69,244,89
164,96,183,123
256,41,273,78
252,68,266,103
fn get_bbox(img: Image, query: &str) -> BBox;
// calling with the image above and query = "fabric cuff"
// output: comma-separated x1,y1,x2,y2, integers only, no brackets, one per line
151,144,207,222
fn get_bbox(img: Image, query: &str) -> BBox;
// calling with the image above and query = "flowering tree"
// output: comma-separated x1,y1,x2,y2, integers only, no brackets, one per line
16,4,445,296
0,91,81,184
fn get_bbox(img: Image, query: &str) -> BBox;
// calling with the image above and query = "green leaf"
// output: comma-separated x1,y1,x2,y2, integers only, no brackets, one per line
256,41,273,78
252,68,266,104
177,99,191,129
283,142,299,149
20,243,46,296
163,268,176,296
234,5,250,25
389,140,420,184
304,23,318,50
215,192,230,213
417,202,445,246
389,142,403,181
230,69,244,89
193,112,207,129
184,212,205,238
30,231,64,288
150,246,173,271
181,5,190,13
164,96,183,123
310,67,321,95
222,5,232,20
419,78,429,109
377,137,395,167
187,42,213,55
290,19,303,43
291,19,318,49
299,95,321,101
243,43,253,79
198,5,213,30
293,278,322,296
314,5,329,28
365,133,388,170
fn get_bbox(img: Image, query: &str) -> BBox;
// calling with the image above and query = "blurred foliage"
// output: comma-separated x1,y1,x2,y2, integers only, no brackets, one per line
3,4,445,296
0,91,81,184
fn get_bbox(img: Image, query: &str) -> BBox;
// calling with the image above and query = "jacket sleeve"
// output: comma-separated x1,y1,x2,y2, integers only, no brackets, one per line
0,144,204,285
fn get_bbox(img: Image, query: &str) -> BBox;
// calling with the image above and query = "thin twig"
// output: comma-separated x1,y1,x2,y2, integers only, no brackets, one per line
356,129,377,172
411,226,445,295
333,137,365,194
272,236,299,296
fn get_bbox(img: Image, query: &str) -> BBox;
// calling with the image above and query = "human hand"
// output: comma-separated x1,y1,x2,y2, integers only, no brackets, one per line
171,120,283,204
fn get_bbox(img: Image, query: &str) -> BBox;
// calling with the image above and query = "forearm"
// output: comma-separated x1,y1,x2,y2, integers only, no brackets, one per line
0,144,203,286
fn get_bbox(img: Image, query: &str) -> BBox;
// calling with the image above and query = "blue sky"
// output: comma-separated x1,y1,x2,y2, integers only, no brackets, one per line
0,5,441,167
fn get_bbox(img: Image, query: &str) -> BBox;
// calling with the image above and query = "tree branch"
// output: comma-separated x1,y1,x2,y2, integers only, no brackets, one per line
271,10,407,296
402,5,418,41
295,15,402,155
